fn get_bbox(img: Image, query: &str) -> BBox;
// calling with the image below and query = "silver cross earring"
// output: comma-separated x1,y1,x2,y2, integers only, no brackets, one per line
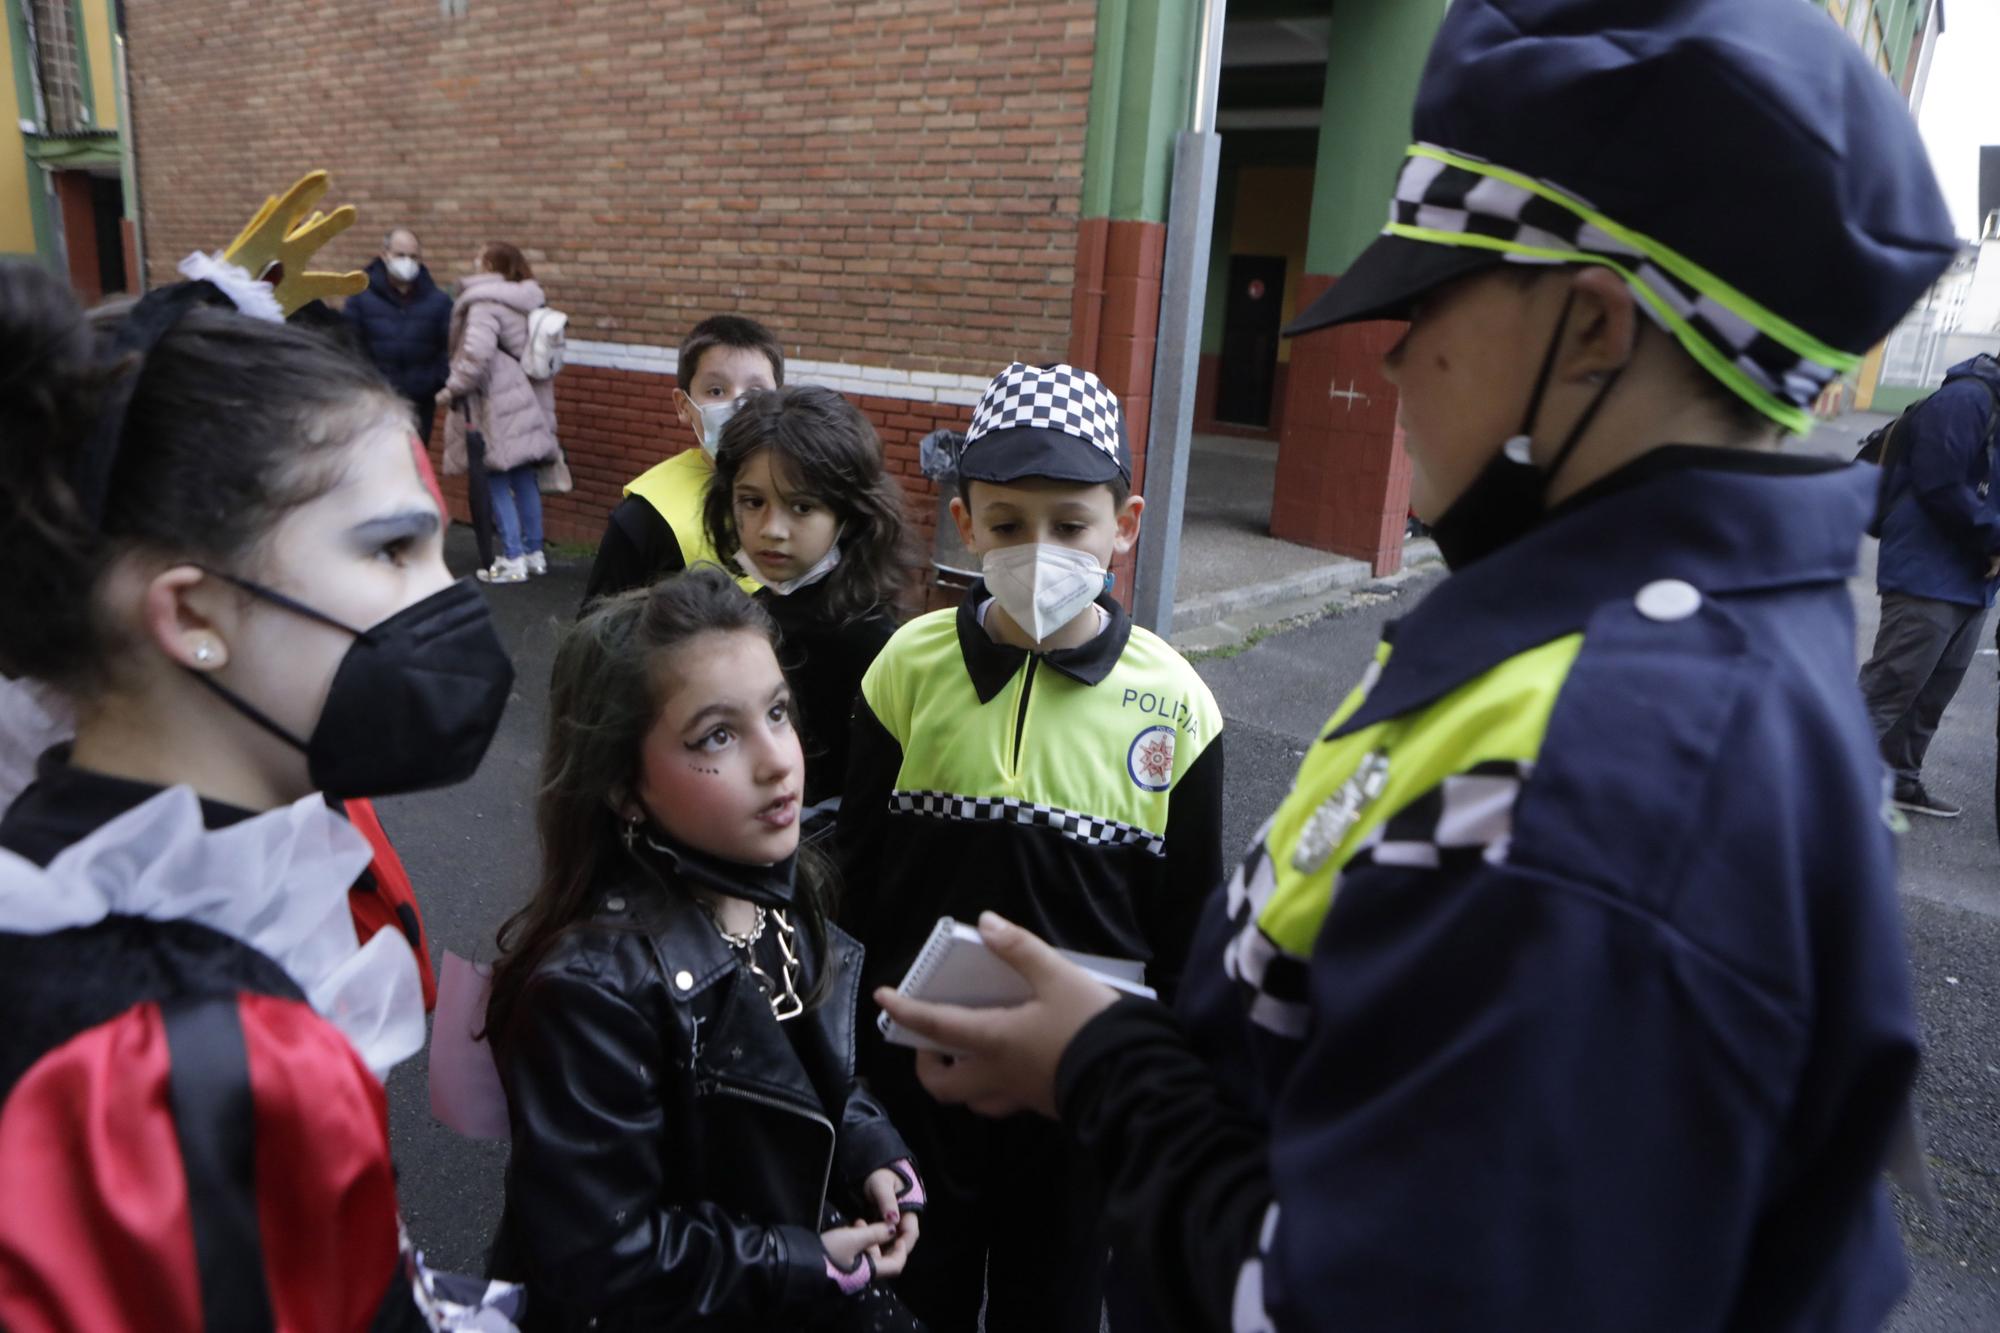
621,816,640,851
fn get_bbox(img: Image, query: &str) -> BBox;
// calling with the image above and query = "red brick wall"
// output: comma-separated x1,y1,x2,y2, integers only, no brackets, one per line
124,0,1095,378
432,364,969,572
1273,274,1410,574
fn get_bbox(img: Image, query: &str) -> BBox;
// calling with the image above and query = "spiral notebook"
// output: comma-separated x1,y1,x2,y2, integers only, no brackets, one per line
876,916,1156,1053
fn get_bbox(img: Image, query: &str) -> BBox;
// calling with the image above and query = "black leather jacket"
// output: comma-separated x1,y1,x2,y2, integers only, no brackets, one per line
490,865,910,1331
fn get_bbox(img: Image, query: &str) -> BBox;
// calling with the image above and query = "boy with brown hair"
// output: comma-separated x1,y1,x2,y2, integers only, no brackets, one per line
582,314,783,604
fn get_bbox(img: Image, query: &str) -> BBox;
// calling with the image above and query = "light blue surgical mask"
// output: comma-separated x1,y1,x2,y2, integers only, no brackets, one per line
697,398,742,458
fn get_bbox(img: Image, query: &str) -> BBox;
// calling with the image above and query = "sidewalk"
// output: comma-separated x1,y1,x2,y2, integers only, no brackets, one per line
1169,433,1437,654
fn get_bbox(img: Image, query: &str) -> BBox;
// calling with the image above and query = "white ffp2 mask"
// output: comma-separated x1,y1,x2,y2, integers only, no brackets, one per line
386,256,419,283
982,543,1107,643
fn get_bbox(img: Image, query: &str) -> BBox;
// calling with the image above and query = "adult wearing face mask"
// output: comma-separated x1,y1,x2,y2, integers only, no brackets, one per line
343,228,454,446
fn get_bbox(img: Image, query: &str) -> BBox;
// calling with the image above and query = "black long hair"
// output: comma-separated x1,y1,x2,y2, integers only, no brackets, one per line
0,260,406,688
702,385,914,620
486,566,837,1042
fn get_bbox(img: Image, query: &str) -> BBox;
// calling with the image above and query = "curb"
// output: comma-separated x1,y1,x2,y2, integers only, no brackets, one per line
1170,539,1441,655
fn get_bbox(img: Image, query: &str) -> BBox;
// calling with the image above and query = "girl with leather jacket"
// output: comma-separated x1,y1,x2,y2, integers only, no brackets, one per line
485,566,926,1331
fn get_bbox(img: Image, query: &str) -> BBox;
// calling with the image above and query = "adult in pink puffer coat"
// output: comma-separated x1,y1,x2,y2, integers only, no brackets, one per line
440,242,558,583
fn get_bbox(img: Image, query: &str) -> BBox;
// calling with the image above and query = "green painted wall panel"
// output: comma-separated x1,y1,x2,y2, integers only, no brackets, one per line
1869,382,1932,415
1080,0,1128,220
1305,0,1448,274
1079,0,1198,224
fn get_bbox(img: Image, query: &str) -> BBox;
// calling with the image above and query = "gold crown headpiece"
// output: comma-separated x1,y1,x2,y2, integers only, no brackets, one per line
207,170,367,316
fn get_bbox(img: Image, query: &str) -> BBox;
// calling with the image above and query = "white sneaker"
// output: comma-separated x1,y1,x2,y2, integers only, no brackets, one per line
524,550,548,576
476,556,528,585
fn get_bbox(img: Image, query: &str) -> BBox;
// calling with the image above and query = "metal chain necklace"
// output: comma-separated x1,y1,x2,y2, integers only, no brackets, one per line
703,900,805,1022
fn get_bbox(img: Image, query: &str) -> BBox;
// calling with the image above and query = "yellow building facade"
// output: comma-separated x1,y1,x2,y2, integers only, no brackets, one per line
3,0,137,301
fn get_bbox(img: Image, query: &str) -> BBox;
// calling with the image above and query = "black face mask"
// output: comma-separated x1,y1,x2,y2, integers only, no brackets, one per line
630,817,799,910
189,575,515,799
1428,293,1626,571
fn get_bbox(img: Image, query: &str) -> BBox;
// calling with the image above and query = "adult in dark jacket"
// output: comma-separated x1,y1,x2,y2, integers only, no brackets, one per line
343,229,454,443
1860,353,2000,818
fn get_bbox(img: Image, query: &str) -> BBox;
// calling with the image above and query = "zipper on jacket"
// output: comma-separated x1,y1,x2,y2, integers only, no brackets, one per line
696,1077,836,1221
1009,657,1040,775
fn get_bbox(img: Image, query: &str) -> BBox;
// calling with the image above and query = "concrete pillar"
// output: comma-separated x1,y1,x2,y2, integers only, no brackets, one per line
1271,0,1447,574
1069,0,1198,604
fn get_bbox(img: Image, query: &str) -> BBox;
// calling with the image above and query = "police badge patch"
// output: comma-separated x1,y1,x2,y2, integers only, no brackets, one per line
1127,725,1176,792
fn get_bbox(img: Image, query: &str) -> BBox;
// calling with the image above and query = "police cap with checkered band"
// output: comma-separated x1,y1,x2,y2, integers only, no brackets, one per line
958,362,1131,486
1283,0,1958,435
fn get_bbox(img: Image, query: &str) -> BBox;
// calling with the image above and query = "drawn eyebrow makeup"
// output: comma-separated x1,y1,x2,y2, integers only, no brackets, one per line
348,509,441,551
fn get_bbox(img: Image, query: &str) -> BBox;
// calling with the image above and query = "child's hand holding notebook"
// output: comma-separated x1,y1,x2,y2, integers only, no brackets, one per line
877,916,1155,1053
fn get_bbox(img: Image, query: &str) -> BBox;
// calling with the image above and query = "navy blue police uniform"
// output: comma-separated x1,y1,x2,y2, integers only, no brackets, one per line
1043,2,1961,1330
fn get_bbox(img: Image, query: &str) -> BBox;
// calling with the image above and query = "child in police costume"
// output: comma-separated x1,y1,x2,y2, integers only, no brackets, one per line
877,2,1959,1330
838,363,1225,1333
582,314,782,605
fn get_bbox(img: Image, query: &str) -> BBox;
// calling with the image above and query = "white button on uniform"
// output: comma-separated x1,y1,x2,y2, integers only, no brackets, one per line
674,969,694,991
605,896,626,912
1635,579,1701,622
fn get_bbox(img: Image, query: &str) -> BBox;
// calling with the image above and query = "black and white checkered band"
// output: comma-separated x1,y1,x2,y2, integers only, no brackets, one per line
890,789,1165,857
1219,817,1313,1039
964,362,1124,461
1219,759,1534,1040
1387,145,1850,431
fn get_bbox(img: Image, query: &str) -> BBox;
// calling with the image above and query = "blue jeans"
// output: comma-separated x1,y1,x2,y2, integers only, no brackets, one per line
487,464,544,560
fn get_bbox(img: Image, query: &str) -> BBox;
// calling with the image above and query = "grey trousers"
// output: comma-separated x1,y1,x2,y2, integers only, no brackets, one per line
1858,591,1990,784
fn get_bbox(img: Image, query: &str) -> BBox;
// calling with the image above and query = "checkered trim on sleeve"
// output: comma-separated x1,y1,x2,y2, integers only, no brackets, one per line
1219,760,1533,1040
1230,1203,1281,1333
1340,759,1531,876
889,789,1165,857
1386,144,1853,434
964,362,1124,462
1219,818,1312,1039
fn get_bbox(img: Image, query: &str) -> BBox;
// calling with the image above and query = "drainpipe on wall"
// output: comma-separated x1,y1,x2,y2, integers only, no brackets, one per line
114,30,141,288
1130,0,1226,635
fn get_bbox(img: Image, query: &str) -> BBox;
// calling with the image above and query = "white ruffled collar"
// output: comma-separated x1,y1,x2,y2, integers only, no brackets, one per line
0,785,425,1080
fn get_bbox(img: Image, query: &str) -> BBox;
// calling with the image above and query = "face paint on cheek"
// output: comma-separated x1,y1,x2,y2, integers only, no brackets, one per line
409,433,446,519
688,760,721,776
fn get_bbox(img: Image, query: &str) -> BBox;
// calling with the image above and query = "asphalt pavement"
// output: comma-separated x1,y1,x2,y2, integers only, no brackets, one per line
381,475,1999,1325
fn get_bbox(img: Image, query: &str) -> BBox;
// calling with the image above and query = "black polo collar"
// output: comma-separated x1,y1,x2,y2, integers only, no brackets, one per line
955,579,1133,704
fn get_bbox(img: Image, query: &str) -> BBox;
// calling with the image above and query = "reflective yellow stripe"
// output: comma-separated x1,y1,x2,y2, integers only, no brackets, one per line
622,450,758,592
1258,634,1583,956
1384,223,1816,437
861,611,1222,836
